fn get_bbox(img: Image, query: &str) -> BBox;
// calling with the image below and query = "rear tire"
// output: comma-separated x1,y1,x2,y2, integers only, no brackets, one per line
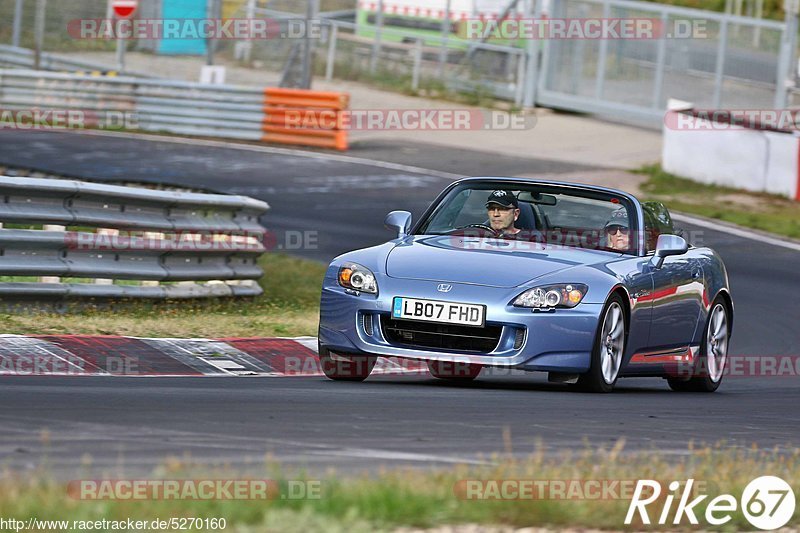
428,360,483,381
577,294,627,393
667,298,729,393
318,346,376,382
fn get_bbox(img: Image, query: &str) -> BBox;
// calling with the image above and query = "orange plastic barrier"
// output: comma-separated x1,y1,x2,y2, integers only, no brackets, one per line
262,88,350,151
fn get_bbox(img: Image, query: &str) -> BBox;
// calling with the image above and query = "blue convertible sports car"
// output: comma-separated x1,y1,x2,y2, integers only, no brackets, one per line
318,178,733,392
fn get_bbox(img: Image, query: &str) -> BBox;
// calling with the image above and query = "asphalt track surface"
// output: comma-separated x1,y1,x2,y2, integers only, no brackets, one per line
0,129,798,477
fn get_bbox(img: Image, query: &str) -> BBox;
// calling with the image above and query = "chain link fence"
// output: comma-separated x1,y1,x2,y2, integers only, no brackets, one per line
1,0,798,123
538,0,789,121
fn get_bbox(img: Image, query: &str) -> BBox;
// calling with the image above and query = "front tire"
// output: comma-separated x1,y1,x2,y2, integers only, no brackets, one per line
318,346,376,382
667,298,729,392
577,294,627,393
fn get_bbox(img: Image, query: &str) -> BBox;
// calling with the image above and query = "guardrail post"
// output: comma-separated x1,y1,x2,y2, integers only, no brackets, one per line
369,0,384,73
40,224,64,283
412,38,423,91
206,0,220,66
514,50,526,106
242,0,257,63
712,17,728,109
94,229,118,285
594,0,611,99
300,0,320,89
141,231,163,287
325,23,338,81
33,0,46,70
774,0,799,109
115,19,126,72
652,12,668,109
12,0,24,48
437,0,452,79
522,0,543,108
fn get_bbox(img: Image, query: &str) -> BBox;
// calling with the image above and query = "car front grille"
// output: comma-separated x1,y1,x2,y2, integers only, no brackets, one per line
380,316,502,353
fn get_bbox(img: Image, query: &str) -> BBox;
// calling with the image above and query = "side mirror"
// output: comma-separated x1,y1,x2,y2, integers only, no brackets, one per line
650,234,689,269
384,210,412,238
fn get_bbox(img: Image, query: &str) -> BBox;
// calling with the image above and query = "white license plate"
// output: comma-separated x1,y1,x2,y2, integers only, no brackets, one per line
392,297,485,327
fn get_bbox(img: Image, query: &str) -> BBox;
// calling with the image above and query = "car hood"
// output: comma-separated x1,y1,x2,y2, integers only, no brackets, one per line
385,235,621,288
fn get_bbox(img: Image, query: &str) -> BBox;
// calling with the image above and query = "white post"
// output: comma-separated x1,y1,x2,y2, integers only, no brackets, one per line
522,0,542,108
369,0,384,73
301,0,320,89
243,0,257,62
753,0,763,47
34,0,46,70
412,38,423,91
325,23,338,81
12,0,24,48
115,18,126,72
774,0,799,109
437,0,452,78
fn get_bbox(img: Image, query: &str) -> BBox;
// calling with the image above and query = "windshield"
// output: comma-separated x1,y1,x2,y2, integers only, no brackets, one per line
416,183,638,254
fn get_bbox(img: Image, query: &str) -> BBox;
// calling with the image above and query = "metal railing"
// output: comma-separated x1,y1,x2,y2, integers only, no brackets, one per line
0,176,270,306
0,69,265,141
0,44,155,77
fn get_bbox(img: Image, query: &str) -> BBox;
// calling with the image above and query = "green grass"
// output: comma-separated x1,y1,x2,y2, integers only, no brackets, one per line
637,164,800,239
1,444,798,531
0,253,326,338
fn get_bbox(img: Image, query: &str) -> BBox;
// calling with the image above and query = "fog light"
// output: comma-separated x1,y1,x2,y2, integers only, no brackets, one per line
514,328,526,350
362,313,374,336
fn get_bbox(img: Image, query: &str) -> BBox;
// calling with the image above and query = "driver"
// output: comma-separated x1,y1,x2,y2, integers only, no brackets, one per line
605,207,630,251
485,190,521,236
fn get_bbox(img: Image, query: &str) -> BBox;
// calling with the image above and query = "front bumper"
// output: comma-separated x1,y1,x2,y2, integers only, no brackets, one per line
319,275,604,373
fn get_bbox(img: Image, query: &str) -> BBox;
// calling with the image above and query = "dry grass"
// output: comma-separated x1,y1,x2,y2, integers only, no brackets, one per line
0,443,797,531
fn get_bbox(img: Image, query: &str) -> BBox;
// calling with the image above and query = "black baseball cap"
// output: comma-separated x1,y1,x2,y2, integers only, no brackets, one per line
604,207,630,229
485,190,519,209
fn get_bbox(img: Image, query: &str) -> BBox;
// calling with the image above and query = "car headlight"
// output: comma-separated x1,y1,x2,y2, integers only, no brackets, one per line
512,284,588,309
338,262,378,294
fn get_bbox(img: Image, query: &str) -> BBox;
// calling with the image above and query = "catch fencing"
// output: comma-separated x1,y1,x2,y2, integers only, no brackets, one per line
226,0,799,124
1,0,797,127
536,0,795,124
0,176,270,307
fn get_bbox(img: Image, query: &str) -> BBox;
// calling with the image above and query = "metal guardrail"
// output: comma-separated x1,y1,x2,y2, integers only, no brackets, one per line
0,176,270,306
0,69,266,141
0,45,155,78
0,69,350,148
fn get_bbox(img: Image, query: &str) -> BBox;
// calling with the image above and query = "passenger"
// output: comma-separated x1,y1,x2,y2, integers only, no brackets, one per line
605,208,631,251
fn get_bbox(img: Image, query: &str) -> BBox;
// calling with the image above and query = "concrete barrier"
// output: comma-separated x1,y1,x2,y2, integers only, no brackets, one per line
662,106,800,201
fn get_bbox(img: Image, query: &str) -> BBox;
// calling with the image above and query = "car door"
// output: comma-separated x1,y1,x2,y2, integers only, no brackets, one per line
642,203,704,352
647,253,704,351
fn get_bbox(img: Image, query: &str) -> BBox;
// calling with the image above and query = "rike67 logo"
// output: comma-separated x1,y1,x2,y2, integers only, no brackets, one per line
625,476,796,530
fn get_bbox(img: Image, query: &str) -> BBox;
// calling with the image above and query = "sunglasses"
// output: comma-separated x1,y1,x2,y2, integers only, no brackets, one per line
606,226,629,236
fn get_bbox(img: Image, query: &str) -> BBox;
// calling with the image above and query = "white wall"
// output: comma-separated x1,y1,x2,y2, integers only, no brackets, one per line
662,111,799,200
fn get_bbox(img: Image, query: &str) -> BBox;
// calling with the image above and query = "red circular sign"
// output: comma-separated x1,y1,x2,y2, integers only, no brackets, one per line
112,0,138,19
